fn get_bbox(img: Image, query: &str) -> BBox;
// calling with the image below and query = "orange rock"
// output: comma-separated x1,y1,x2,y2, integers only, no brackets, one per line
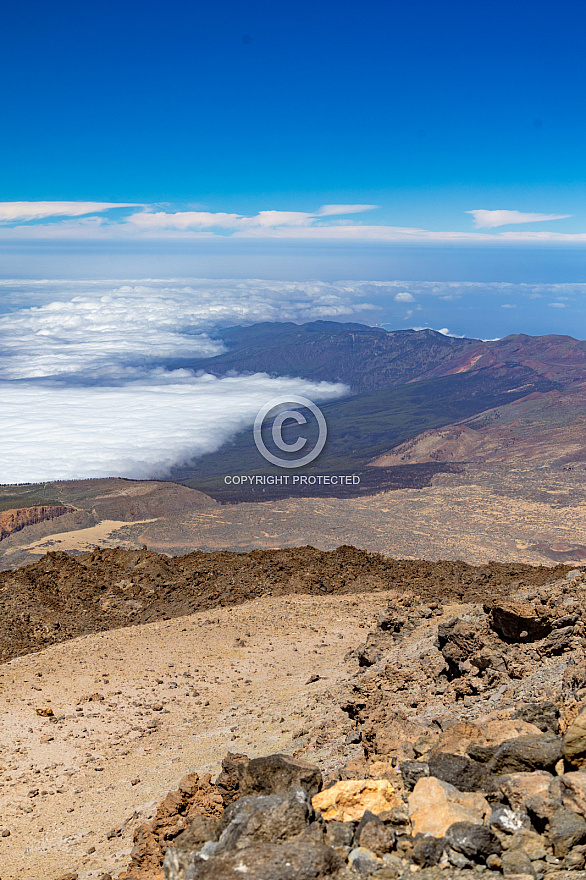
312,779,398,822
408,777,490,837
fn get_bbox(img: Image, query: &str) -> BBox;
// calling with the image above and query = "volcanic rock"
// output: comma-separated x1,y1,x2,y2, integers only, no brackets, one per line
238,754,322,798
498,771,555,812
486,601,553,642
563,707,586,768
311,779,398,822
408,777,490,837
445,821,502,860
489,734,563,774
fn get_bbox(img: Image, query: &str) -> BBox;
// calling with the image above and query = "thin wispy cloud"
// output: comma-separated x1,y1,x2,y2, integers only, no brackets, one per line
0,201,582,244
0,201,141,222
467,209,571,229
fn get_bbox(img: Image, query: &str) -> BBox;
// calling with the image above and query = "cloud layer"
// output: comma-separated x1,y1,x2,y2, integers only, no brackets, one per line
0,279,373,483
0,374,346,483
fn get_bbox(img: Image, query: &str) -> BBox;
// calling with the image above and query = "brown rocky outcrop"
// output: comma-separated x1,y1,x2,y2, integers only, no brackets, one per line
0,505,75,542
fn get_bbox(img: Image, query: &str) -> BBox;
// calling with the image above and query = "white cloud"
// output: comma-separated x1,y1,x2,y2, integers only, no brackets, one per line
0,279,375,380
467,209,571,229
0,201,584,243
548,302,567,308
394,292,415,303
0,374,348,483
126,205,378,231
0,201,140,223
0,278,370,482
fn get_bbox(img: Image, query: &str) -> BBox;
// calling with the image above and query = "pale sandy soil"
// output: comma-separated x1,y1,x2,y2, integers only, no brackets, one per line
0,591,385,880
20,520,157,554
119,477,586,566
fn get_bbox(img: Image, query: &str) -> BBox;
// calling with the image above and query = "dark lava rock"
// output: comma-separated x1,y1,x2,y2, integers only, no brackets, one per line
446,822,502,861
514,702,560,735
490,733,562,774
165,837,342,880
486,601,552,642
356,812,395,856
488,804,527,834
412,834,446,867
548,807,586,858
238,754,322,798
324,821,354,849
401,761,430,791
466,743,498,764
428,752,493,792
357,646,379,668
377,607,406,633
214,752,249,805
213,788,313,853
172,815,219,851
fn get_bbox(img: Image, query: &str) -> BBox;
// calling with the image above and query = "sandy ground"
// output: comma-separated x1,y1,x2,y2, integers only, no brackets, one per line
21,520,157,554
0,591,385,880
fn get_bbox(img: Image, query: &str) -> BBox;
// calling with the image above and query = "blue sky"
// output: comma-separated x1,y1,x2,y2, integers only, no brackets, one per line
0,0,585,339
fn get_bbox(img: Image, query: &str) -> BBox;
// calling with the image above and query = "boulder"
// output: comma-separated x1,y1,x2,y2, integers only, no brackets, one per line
408,776,490,838
347,846,382,873
211,788,313,854
428,751,494,792
312,779,398,823
500,848,536,877
548,807,586,857
514,702,560,735
490,734,563,774
237,754,322,798
538,627,575,657
412,834,446,867
400,761,429,792
564,708,586,769
355,812,395,856
498,771,554,812
558,772,586,818
446,821,502,860
487,601,552,642
504,829,547,861
437,617,484,667
488,804,528,834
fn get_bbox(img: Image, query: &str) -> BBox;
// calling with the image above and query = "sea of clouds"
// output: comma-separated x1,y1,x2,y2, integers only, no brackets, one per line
0,279,378,483
1,277,583,485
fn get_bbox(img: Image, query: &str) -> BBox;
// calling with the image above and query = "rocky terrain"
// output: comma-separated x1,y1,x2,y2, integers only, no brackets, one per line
0,544,570,662
2,548,586,880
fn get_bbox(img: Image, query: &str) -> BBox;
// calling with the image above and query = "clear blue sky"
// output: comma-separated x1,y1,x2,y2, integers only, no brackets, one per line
0,0,585,341
1,0,585,215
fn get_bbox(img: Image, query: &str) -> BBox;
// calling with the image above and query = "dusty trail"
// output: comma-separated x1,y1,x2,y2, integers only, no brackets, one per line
0,591,384,880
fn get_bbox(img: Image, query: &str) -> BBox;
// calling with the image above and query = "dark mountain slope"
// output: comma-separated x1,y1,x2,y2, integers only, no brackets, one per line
170,363,559,501
179,321,478,392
